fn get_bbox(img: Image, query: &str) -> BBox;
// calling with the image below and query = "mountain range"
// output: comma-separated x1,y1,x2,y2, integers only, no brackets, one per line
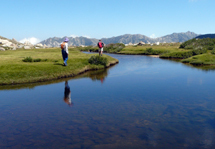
40,31,198,47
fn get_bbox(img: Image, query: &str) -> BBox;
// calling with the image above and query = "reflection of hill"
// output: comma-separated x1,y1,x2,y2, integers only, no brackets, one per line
0,67,112,90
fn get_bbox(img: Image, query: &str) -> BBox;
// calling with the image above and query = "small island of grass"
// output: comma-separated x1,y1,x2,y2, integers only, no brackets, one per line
0,48,118,85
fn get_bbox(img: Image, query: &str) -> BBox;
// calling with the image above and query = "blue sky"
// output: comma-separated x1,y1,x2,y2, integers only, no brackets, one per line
0,0,214,44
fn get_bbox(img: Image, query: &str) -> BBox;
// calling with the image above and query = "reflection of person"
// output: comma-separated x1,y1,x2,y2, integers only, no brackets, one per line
100,78,104,84
61,37,69,66
97,40,104,56
64,81,73,106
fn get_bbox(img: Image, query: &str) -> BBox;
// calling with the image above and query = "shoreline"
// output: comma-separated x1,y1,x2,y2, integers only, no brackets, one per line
0,61,119,86
108,52,215,67
0,48,119,86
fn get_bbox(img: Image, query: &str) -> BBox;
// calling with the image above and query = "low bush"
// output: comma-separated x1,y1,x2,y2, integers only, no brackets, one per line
211,49,215,54
146,48,153,53
104,43,125,53
88,55,108,66
33,58,41,62
22,57,33,62
22,57,47,62
186,45,194,49
207,46,214,50
192,47,207,55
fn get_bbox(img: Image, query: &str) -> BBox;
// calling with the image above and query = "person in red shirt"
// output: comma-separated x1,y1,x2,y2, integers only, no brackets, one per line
97,40,104,56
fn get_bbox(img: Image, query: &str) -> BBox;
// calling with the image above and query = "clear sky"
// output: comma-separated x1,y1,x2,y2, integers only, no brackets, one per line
0,0,214,44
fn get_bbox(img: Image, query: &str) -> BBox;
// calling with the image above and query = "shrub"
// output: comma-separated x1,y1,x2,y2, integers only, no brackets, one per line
22,57,47,62
186,45,194,49
33,58,41,62
146,48,153,53
211,49,215,54
22,57,33,62
207,46,214,50
88,55,108,66
179,38,196,49
192,47,207,55
104,43,125,53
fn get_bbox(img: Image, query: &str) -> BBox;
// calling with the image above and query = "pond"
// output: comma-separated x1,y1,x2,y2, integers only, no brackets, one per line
0,53,215,149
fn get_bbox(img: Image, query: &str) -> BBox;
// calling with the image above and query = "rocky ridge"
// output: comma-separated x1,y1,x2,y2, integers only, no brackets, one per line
40,31,199,47
0,36,47,51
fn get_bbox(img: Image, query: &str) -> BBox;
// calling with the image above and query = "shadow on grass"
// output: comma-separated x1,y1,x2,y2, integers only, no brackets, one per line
54,62,64,66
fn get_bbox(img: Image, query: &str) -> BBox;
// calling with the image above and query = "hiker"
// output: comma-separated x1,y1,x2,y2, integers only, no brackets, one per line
97,40,104,56
64,81,73,106
61,37,69,66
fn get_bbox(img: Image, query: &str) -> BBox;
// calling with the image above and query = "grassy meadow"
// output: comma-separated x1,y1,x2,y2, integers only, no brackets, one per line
0,48,118,85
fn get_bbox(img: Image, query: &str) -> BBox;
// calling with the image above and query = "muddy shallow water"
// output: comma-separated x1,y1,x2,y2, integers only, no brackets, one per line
0,53,215,148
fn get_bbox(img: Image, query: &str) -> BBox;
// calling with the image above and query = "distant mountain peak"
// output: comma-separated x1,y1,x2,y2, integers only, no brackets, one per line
39,31,199,47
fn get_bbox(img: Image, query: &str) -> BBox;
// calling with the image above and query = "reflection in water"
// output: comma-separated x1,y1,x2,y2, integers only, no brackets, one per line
87,68,108,84
64,81,73,106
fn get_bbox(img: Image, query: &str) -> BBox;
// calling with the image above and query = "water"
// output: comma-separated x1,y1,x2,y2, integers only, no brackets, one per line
0,54,215,149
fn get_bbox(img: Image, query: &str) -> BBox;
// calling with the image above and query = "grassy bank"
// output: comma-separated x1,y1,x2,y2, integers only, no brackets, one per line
182,52,215,65
119,43,181,55
0,48,118,85
121,44,215,66
0,67,111,90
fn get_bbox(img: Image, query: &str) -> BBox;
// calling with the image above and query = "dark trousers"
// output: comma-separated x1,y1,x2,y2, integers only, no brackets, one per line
62,50,68,65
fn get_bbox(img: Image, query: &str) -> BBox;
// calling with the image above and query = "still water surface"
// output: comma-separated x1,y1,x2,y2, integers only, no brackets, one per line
1,54,215,149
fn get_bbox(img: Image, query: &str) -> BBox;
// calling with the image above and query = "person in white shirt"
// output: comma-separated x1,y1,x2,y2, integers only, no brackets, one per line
61,37,69,66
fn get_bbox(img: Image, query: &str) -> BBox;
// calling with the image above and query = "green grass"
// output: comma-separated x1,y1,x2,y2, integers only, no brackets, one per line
116,44,215,68
0,48,118,85
182,52,215,65
118,44,181,55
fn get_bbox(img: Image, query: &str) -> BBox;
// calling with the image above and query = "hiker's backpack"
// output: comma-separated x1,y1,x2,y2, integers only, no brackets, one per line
61,42,65,49
98,42,103,48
